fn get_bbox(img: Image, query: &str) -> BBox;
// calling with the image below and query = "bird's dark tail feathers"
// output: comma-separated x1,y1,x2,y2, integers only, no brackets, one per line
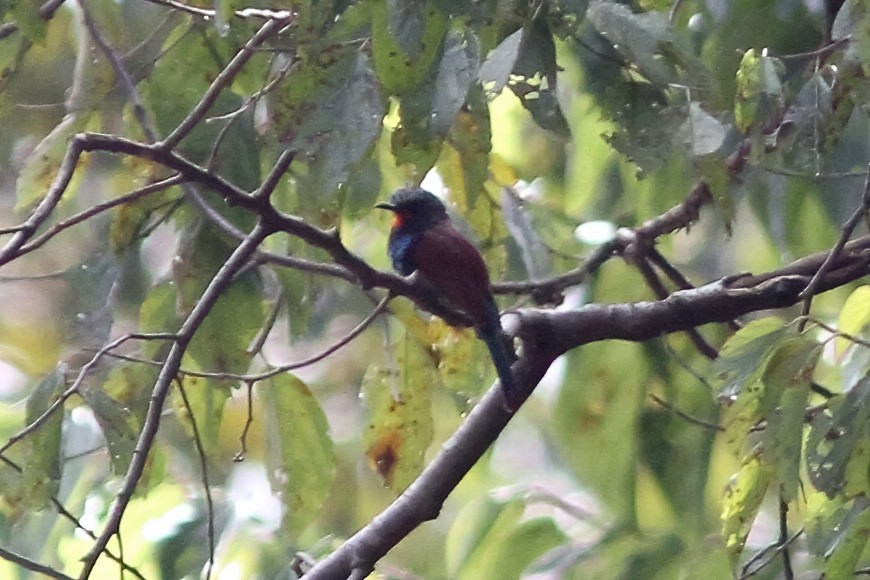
479,303,518,411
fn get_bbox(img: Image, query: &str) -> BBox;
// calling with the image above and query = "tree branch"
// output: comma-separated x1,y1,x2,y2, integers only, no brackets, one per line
77,222,270,578
304,239,870,579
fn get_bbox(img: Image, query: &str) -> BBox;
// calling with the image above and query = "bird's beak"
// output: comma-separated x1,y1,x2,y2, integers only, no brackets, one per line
374,202,396,211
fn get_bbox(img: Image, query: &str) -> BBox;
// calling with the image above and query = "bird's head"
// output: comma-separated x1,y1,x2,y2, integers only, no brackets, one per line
375,187,448,231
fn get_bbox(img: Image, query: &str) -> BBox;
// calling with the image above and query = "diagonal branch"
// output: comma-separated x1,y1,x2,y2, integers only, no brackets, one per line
0,545,74,580
303,245,870,579
77,221,270,579
159,15,291,150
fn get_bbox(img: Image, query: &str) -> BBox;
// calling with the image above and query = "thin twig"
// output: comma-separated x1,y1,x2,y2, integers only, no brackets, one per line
739,526,803,578
778,496,795,580
141,0,294,20
650,394,723,431
0,333,177,458
247,293,284,358
626,239,719,360
0,269,67,282
95,293,392,383
777,35,850,61
173,378,216,580
79,0,156,143
809,318,870,349
234,380,256,461
159,16,291,150
78,223,268,578
256,149,296,199
0,546,75,580
17,175,182,257
660,338,715,391
206,55,297,123
799,163,870,315
0,453,145,579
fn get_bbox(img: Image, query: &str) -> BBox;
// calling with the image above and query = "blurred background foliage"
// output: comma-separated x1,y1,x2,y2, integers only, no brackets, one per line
0,0,867,578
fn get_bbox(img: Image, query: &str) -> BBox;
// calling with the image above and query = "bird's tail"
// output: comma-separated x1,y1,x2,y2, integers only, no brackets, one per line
479,304,518,410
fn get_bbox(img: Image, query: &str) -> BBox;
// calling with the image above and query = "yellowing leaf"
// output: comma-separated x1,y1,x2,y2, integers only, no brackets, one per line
15,115,87,212
836,285,870,355
721,447,775,562
428,317,490,397
362,328,435,491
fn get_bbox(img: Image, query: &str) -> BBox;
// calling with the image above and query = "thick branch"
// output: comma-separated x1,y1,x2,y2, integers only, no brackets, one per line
304,344,557,579
304,241,870,579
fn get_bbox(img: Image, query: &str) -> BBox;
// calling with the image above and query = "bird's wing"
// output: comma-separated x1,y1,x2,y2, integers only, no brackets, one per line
412,222,495,325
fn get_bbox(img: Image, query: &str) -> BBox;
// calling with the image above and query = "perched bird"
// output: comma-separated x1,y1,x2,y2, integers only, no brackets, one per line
376,187,517,409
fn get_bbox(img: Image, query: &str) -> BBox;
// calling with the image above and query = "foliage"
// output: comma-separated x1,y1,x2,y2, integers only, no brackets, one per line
0,0,867,578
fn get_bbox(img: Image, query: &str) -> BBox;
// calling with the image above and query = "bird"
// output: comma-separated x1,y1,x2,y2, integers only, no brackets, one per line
376,187,517,410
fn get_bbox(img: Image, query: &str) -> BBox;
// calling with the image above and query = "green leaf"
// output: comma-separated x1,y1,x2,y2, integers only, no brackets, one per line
676,102,725,156
91,364,159,486
109,182,176,253
262,373,335,538
372,0,447,94
824,497,870,577
11,0,48,42
139,282,181,359
478,27,522,94
340,156,382,220
158,223,265,452
695,154,734,232
711,318,788,400
171,375,231,455
712,318,790,452
146,28,262,192
638,379,719,532
61,249,122,348
0,28,31,95
720,446,775,562
437,86,492,208
446,498,565,580
389,26,481,174
553,340,647,520
386,0,426,58
19,367,65,510
760,338,819,501
806,375,870,497
362,325,435,492
806,493,870,576
734,48,785,134
279,49,384,198
587,1,674,86
174,224,265,378
832,0,870,69
430,26,481,136
507,19,570,136
184,263,264,378
428,318,490,399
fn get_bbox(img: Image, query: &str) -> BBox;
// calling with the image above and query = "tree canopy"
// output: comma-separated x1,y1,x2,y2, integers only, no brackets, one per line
0,0,868,578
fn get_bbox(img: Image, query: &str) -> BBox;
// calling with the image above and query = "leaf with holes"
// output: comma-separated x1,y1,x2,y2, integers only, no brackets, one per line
806,375,870,497
761,338,819,501
362,326,435,492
